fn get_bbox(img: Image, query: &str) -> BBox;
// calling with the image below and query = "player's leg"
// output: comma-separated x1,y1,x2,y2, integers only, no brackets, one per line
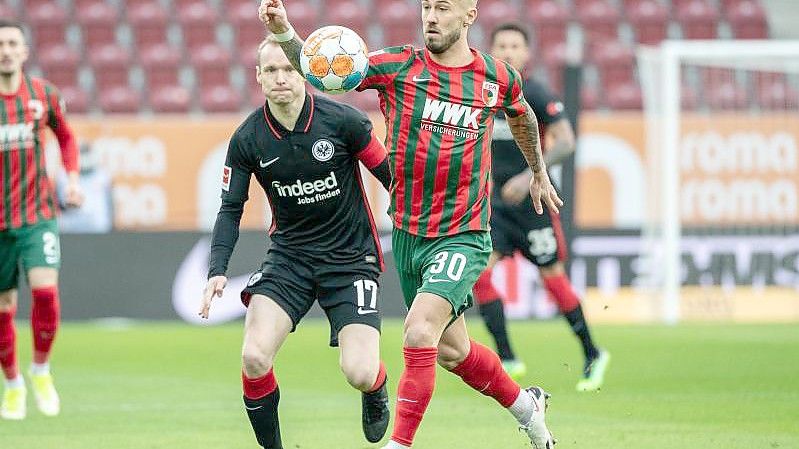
320,270,389,443
384,291,455,449
241,294,293,449
338,324,389,442
525,210,608,391
20,220,61,416
473,251,526,379
240,254,315,449
0,282,26,420
539,262,609,391
438,313,554,449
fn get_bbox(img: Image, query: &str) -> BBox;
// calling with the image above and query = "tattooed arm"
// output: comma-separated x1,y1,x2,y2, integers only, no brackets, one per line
506,100,564,214
258,0,305,73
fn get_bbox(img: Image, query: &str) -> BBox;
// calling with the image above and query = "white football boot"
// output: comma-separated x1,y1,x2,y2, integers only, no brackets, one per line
519,386,556,449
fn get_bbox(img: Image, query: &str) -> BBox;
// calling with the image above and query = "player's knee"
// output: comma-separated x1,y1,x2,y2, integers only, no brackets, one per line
403,319,440,348
340,359,378,391
0,290,17,311
241,346,274,378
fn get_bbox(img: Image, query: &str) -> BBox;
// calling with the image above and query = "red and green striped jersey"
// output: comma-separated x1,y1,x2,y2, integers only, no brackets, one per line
0,75,78,231
357,46,527,237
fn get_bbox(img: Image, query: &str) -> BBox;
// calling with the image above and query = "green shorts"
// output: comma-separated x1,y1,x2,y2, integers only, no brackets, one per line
392,228,491,316
0,219,61,291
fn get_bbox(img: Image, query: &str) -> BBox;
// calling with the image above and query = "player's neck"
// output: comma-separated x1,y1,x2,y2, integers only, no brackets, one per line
0,71,22,96
427,38,473,68
267,94,305,131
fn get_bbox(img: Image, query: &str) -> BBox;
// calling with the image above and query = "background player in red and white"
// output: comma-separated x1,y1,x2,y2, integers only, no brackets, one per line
475,23,610,391
261,1,561,448
0,20,83,420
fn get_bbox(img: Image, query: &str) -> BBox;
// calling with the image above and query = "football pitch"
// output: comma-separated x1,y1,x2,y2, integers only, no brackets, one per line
3,320,798,449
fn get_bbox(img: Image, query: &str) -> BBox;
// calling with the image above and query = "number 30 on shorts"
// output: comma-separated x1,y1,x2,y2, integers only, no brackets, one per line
428,251,467,281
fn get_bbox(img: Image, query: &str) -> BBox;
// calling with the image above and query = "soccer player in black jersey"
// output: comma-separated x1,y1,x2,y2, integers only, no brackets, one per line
198,35,392,448
473,23,610,391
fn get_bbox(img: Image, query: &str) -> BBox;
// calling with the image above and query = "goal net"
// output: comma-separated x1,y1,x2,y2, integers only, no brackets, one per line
638,40,799,323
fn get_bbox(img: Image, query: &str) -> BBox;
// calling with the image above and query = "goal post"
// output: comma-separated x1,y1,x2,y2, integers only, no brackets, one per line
637,40,799,324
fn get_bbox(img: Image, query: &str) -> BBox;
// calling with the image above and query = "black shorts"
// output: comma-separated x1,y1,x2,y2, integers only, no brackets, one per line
241,246,382,347
490,201,568,267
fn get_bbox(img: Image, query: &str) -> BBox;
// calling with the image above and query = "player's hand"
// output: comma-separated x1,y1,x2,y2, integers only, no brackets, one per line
199,275,227,319
501,171,533,205
529,171,564,215
64,174,84,208
258,0,291,35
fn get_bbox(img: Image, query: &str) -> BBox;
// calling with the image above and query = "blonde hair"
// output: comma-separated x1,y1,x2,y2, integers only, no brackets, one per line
256,34,282,67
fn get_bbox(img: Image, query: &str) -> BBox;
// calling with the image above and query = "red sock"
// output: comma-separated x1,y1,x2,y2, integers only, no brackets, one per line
242,369,278,400
31,286,60,364
367,361,387,393
0,307,18,380
391,347,437,446
451,340,521,408
473,268,502,305
542,274,580,313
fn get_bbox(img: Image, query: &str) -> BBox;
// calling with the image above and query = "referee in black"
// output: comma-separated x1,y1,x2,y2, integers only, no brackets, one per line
199,35,392,448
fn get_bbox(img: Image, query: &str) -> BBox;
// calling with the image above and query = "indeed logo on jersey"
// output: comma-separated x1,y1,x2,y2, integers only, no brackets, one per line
271,171,341,205
420,99,480,140
0,123,35,150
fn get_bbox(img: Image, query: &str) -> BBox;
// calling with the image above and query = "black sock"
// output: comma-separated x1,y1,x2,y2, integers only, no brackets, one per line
244,388,282,449
478,299,516,361
564,305,599,361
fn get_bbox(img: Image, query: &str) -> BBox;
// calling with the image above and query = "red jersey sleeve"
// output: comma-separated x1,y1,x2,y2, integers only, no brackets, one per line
45,84,79,173
500,64,528,118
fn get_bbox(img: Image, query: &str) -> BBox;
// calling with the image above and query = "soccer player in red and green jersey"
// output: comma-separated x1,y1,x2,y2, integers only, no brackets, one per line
0,20,83,420
261,1,562,447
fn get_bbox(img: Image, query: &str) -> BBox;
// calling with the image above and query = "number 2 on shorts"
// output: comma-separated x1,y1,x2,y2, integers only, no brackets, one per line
428,251,467,281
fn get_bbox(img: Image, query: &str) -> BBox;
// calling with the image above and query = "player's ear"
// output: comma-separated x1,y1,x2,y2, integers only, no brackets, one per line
255,66,262,84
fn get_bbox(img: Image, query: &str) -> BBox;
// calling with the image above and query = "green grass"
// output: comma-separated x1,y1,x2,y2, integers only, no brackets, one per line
3,320,798,449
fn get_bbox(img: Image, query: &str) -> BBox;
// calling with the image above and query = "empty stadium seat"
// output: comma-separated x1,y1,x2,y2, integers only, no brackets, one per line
677,0,719,39
628,0,669,45
37,44,81,89
542,42,569,94
229,1,266,49
327,0,369,39
756,80,799,110
605,82,643,110
378,0,420,47
89,44,132,89
149,85,192,113
476,0,521,39
128,1,170,48
247,84,265,109
527,0,570,49
591,41,636,91
139,43,183,88
706,81,749,110
577,0,620,48
177,2,219,49
0,4,16,20
99,86,141,114
285,0,319,39
727,0,769,39
201,84,243,113
77,1,120,49
27,2,68,49
190,44,233,87
60,86,90,115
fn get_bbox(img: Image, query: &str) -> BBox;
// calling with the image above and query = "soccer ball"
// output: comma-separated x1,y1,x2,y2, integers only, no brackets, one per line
300,26,369,94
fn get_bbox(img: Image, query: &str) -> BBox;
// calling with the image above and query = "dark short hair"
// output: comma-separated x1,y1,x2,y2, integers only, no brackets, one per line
0,19,25,35
490,23,530,46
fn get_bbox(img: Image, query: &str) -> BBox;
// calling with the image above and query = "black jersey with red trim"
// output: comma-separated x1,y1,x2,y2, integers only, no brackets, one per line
208,94,390,278
491,77,564,191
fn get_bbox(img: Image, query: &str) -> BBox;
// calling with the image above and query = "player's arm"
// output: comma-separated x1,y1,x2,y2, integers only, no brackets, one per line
544,118,575,166
527,83,575,167
344,108,392,190
502,68,564,214
200,133,252,319
46,85,83,208
259,0,304,73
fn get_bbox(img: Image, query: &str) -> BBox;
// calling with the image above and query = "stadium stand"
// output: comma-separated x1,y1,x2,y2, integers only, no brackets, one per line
4,0,782,113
